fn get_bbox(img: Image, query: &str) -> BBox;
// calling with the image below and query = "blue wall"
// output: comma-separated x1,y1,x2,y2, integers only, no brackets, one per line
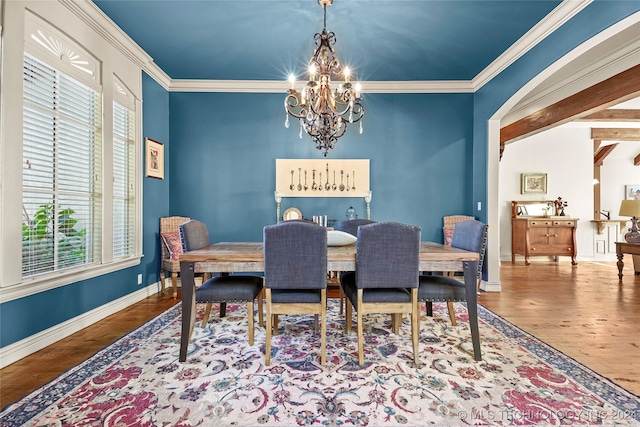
0,73,170,348
169,92,474,243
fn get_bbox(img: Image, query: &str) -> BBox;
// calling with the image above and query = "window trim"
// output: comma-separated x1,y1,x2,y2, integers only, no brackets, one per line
1,257,142,303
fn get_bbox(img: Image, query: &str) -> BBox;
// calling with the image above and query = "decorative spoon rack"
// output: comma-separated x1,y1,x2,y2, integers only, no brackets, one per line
275,159,370,197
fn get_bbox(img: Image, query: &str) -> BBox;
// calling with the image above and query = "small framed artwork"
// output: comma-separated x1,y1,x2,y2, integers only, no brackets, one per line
521,173,547,194
145,138,164,179
626,185,640,200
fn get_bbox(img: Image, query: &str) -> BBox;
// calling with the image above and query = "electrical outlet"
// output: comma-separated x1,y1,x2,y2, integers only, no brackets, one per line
477,202,482,211
137,274,143,285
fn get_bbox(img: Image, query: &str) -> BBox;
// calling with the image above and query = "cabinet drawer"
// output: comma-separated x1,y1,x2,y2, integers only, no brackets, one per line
546,245,575,254
530,245,574,254
529,220,553,227
553,220,576,227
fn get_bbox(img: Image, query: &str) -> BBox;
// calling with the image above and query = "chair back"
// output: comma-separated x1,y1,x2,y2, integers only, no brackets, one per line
160,216,190,260
356,222,421,289
450,219,488,278
263,220,327,290
443,215,474,246
334,219,376,237
179,220,211,252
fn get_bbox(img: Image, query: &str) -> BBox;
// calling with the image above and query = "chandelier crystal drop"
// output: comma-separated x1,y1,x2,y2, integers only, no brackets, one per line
284,0,364,156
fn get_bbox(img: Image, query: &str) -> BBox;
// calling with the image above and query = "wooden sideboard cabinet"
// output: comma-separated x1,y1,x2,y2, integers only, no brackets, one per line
511,217,578,265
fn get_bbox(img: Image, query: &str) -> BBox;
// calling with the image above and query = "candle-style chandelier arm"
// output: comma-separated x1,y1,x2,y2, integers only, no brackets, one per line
284,92,308,120
333,90,364,122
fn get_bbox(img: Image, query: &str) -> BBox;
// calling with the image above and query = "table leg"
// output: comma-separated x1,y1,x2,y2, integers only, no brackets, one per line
617,252,624,280
179,261,196,362
463,260,482,361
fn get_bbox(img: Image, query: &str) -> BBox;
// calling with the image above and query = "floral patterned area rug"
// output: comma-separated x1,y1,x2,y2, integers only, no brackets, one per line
2,300,639,426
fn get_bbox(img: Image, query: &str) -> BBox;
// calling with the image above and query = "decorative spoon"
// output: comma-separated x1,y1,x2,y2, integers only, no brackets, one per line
318,172,323,191
346,174,350,191
352,171,356,191
297,168,302,191
332,170,337,190
290,170,294,190
339,170,345,191
312,169,317,190
325,163,330,190
304,170,308,191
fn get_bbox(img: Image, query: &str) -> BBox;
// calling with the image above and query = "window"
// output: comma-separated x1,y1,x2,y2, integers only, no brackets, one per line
22,53,102,277
14,10,141,291
112,78,136,259
1,7,142,300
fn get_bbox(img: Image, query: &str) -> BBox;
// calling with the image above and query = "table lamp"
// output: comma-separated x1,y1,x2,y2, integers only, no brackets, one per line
619,200,640,243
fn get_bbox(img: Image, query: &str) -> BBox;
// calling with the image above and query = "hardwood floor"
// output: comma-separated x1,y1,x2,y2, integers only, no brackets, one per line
1,260,639,409
481,260,640,396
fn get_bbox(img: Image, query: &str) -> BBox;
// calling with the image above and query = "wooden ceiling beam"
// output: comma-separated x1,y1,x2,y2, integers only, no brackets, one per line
594,143,618,166
578,109,640,121
500,64,640,144
591,128,640,141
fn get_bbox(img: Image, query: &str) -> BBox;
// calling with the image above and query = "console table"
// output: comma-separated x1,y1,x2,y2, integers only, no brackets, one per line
512,217,578,265
616,241,640,280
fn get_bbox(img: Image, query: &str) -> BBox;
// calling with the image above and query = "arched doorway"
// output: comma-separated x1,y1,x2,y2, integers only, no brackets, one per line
484,13,640,289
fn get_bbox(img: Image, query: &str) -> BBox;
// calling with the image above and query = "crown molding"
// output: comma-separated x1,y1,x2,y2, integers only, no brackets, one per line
61,0,171,90
347,81,474,94
170,80,289,93
472,0,593,90
168,79,474,93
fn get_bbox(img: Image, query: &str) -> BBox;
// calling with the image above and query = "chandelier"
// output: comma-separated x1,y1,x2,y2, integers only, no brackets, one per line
284,0,364,156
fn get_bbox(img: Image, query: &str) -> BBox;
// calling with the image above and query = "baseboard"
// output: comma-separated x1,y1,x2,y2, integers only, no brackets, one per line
501,255,620,263
0,282,161,369
479,280,501,292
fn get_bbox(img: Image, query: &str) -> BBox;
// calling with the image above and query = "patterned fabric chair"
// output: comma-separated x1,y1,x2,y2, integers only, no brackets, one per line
419,219,487,353
159,216,190,298
263,220,328,365
179,220,263,342
340,222,421,366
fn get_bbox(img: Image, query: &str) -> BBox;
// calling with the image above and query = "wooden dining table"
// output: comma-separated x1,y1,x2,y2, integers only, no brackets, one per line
179,241,481,362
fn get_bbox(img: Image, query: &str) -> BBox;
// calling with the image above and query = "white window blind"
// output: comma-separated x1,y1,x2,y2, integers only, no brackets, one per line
22,53,102,277
112,101,135,258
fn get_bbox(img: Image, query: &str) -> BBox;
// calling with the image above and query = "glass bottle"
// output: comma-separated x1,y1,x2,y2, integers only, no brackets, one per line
346,206,357,220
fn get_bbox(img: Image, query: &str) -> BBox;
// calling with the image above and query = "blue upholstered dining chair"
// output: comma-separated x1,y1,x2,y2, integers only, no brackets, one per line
263,220,328,366
332,219,377,314
334,219,377,237
418,219,487,355
179,220,264,345
340,222,421,366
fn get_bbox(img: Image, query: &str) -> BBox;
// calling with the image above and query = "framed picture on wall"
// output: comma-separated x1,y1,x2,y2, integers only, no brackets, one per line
626,185,640,200
521,173,547,194
145,138,164,179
